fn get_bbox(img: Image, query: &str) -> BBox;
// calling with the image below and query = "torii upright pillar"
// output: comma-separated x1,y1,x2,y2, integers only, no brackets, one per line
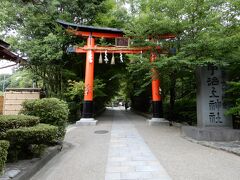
148,52,167,125
76,35,98,125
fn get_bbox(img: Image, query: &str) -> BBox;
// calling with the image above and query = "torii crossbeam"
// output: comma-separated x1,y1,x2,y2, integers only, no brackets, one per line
57,20,175,125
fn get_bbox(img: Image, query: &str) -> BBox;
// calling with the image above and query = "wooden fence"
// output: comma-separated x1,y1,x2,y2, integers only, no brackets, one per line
3,88,40,115
0,96,3,114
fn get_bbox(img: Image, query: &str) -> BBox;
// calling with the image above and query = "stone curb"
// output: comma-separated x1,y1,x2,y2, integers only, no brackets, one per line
13,142,72,180
184,136,240,157
13,146,60,180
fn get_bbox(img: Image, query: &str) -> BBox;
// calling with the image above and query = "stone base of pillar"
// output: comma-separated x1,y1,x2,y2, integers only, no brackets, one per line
76,118,98,126
82,101,94,118
152,101,163,118
147,118,169,126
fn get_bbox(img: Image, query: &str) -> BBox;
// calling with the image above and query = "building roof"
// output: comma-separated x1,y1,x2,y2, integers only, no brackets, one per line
57,19,124,35
0,40,10,48
0,40,23,63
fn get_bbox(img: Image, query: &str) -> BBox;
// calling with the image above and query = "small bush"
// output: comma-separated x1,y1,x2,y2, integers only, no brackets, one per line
0,115,39,132
5,124,58,145
67,101,81,123
0,140,9,175
20,98,69,139
5,124,58,162
164,99,197,125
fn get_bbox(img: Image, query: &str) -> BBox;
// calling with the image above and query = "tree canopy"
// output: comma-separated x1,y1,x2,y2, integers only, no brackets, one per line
125,0,240,120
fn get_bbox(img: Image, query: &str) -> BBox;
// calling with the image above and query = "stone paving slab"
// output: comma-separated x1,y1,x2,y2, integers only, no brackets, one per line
105,108,171,180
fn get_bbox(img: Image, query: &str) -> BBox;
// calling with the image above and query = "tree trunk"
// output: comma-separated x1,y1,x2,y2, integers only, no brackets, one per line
169,71,177,122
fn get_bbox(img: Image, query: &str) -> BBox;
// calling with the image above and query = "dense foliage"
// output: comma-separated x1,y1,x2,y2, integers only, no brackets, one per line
0,74,11,92
0,115,59,162
225,82,240,124
164,99,197,125
0,140,9,175
0,115,39,132
124,0,240,122
5,124,58,145
0,0,130,120
20,98,69,139
5,124,58,161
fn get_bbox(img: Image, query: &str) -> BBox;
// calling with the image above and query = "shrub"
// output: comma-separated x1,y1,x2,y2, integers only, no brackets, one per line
67,101,81,123
5,124,58,145
224,81,240,115
5,124,58,162
20,98,69,139
0,115,39,132
0,140,9,175
164,99,197,125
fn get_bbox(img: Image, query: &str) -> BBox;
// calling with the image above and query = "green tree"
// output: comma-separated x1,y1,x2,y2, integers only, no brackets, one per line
0,74,11,92
0,0,118,98
125,0,240,121
7,69,37,88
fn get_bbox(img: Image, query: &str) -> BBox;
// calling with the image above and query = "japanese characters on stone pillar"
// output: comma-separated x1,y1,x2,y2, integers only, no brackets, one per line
196,65,232,127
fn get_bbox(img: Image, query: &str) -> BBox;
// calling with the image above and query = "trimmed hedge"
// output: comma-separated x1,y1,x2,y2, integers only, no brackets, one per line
0,115,39,132
5,124,59,161
0,140,9,175
20,98,69,139
5,124,58,145
0,115,59,162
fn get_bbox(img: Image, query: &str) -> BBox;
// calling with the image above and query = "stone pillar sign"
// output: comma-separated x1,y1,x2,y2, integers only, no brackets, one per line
182,65,240,141
196,65,231,127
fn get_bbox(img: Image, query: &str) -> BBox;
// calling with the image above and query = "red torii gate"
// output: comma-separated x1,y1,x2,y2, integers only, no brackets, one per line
57,20,175,125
